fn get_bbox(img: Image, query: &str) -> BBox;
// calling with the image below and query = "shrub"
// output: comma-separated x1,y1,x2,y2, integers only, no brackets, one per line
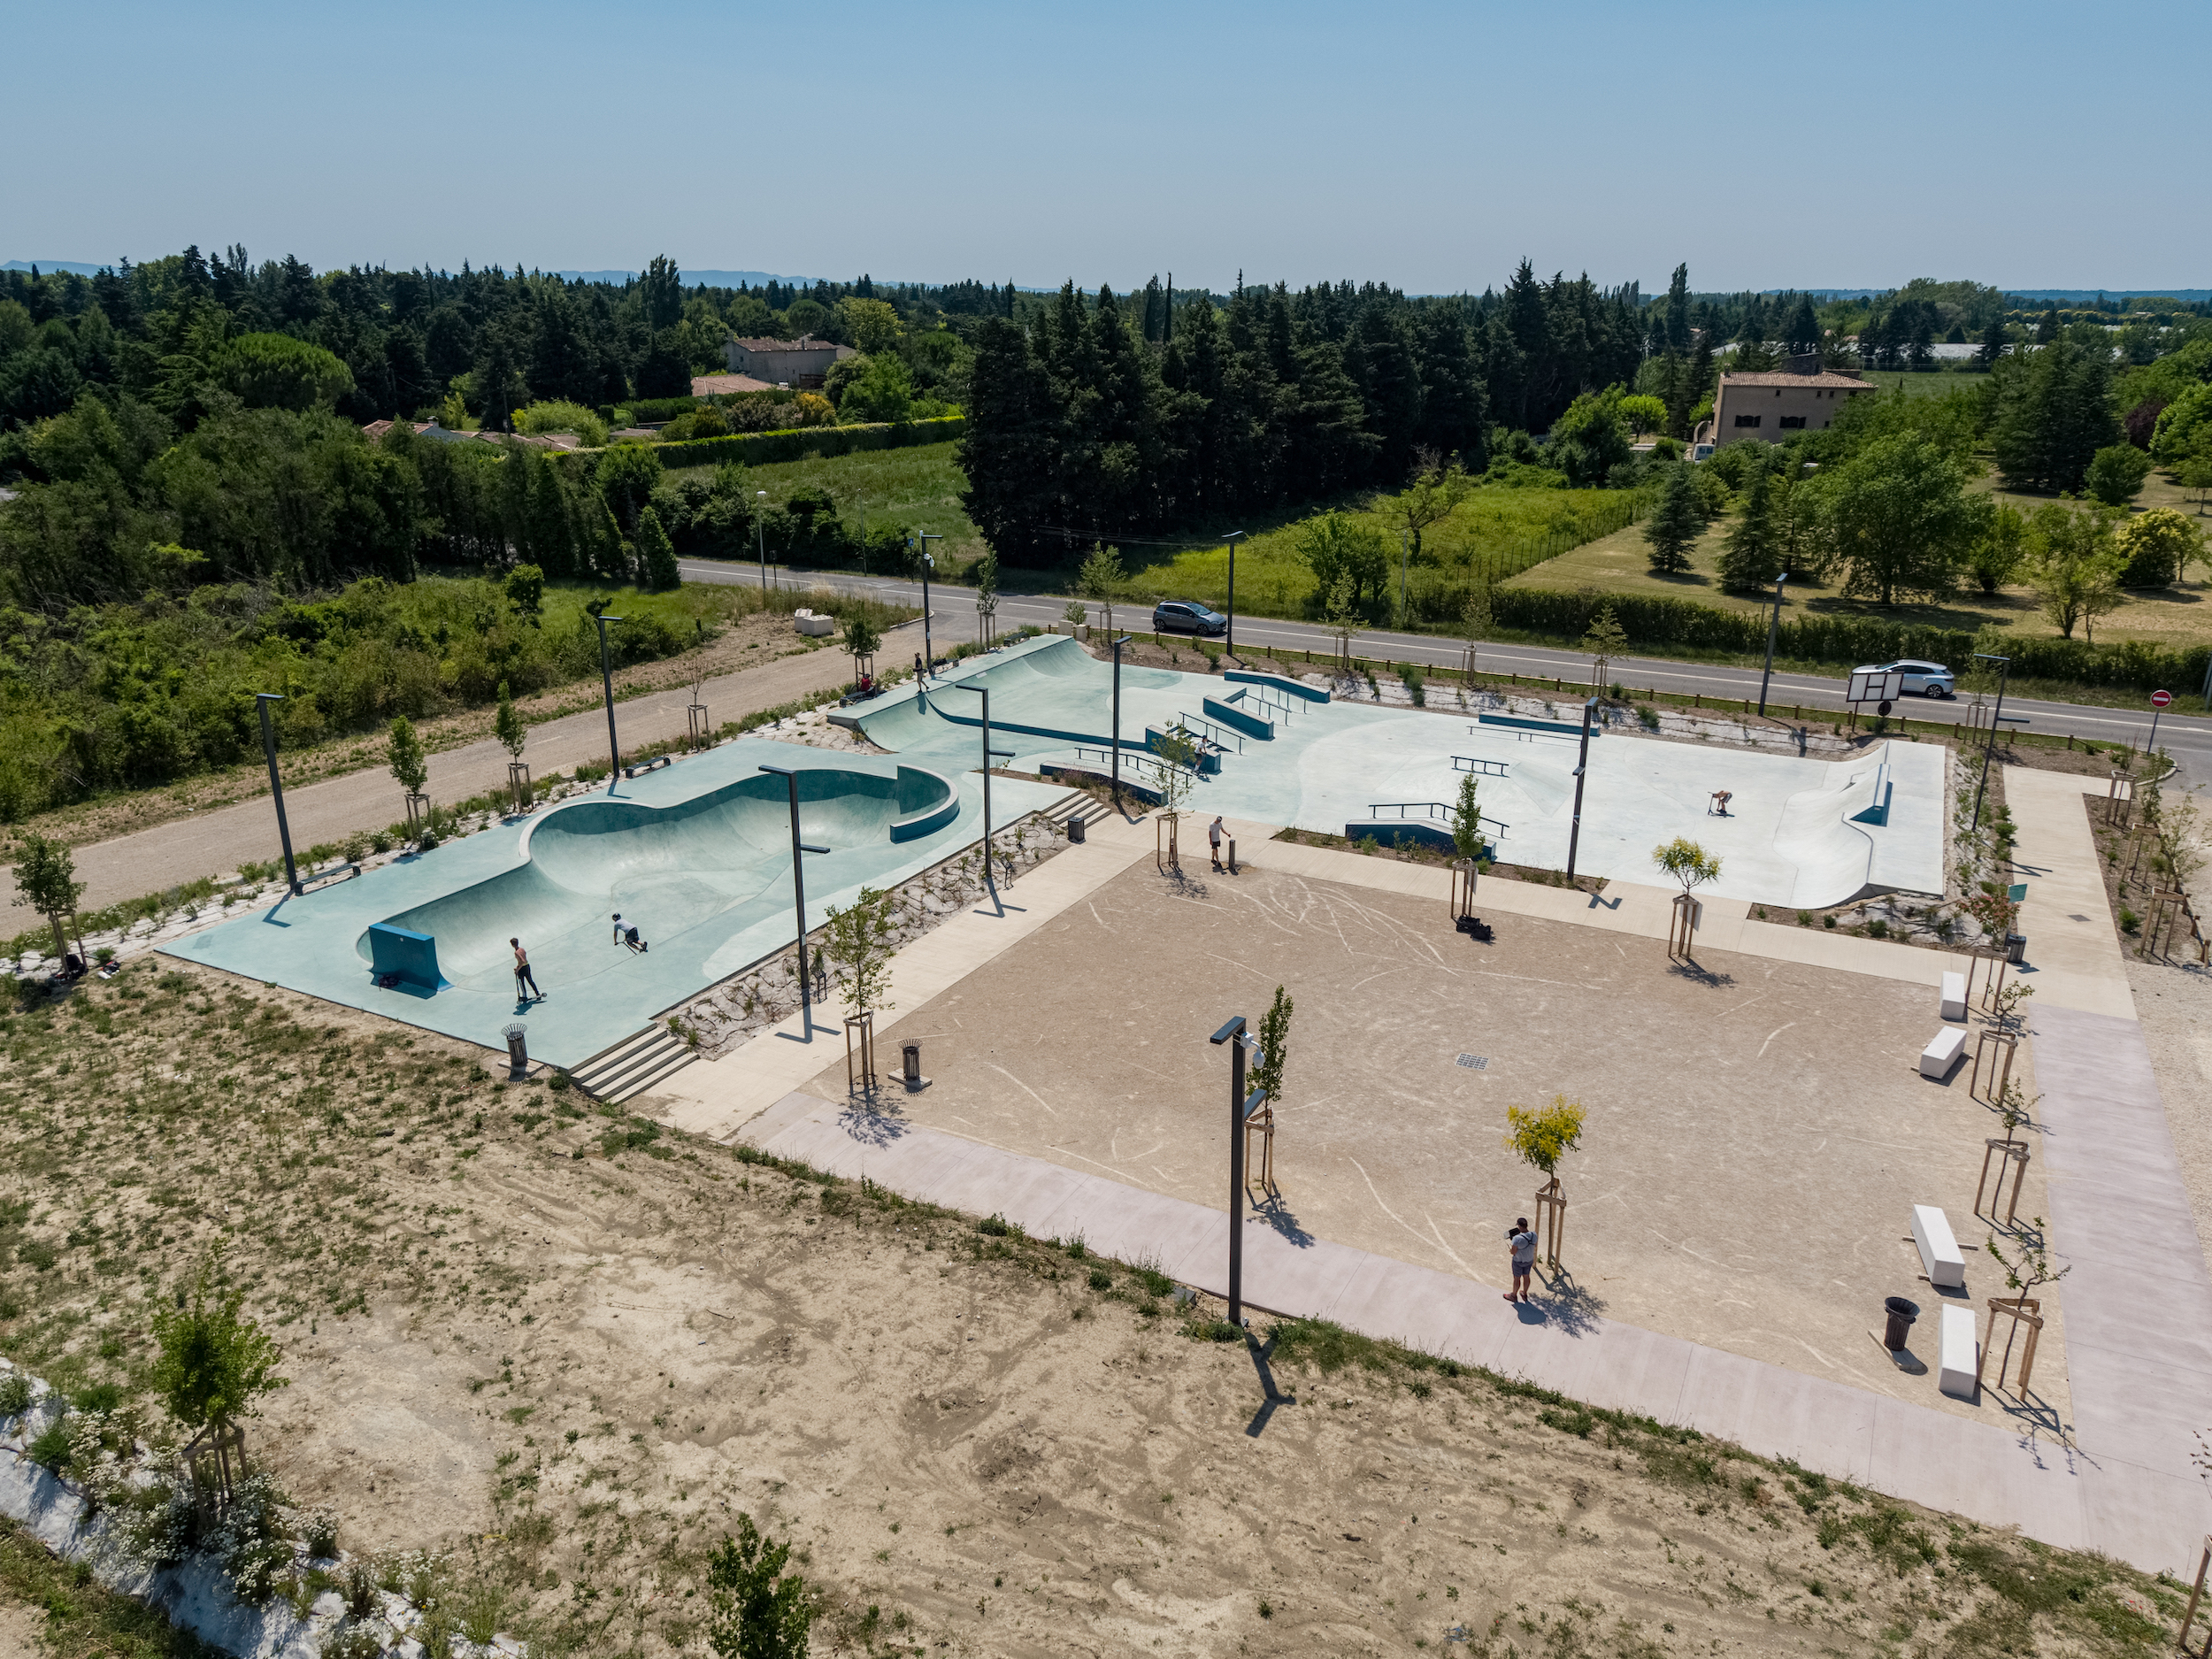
0,1372,34,1420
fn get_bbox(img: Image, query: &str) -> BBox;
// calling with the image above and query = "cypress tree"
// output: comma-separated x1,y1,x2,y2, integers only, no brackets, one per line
636,506,680,591
1644,465,1704,574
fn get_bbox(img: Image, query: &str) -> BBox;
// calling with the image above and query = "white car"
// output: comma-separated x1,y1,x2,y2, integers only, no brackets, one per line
1857,659,1955,699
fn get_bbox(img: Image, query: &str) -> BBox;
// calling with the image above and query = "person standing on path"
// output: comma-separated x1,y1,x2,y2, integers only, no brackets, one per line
1209,816,1225,872
1505,1217,1536,1302
511,939,542,1002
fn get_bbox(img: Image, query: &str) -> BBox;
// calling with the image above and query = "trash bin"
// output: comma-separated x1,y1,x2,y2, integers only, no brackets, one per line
503,1022,529,1080
1882,1295,1919,1352
902,1041,923,1087
1067,813,1087,843
2005,933,2026,965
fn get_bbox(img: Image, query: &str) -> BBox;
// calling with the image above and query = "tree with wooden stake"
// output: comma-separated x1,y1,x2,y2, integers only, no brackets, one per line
1505,1094,1585,1270
1976,1079,2039,1224
494,680,532,813
1978,1224,2070,1395
1449,769,1486,922
821,886,897,1097
387,716,431,837
9,833,85,963
1154,725,1200,873
1246,986,1292,1195
1581,603,1629,695
1457,584,1493,705
151,1250,287,1508
1079,542,1123,640
1652,837,1722,960
843,609,881,692
1321,573,1358,675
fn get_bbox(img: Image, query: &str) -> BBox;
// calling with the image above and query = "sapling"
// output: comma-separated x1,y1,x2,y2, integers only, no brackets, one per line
1985,1220,2070,1386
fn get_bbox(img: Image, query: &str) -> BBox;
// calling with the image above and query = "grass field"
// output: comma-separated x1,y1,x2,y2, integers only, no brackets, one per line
1855,369,1991,397
670,442,988,565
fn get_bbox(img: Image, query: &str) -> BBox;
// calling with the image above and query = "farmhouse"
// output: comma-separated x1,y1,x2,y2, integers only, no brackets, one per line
723,334,855,388
1703,352,1875,443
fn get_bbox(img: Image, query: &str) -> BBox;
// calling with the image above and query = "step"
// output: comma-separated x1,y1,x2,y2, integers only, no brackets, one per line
570,1025,694,1102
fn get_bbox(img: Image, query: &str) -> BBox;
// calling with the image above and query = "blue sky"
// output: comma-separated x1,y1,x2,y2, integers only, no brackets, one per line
4,0,2201,296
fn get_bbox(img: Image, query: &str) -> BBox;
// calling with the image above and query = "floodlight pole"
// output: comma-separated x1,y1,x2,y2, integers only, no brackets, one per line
594,613,626,791
758,764,831,1033
755,491,770,593
952,683,1010,889
255,693,300,895
1223,531,1246,657
1564,696,1598,883
1209,1014,1262,1327
1971,653,2011,831
1111,634,1133,808
918,534,942,675
1757,572,1788,717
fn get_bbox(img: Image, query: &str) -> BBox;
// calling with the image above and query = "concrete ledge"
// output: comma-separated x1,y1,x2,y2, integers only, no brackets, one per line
1912,1203,1966,1287
1920,1025,1966,1079
1939,1305,1978,1399
1225,670,1328,703
1940,971,1967,1021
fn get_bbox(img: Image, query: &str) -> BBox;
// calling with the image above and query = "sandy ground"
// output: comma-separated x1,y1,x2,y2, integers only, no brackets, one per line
0,614,913,918
793,859,2070,1439
0,959,2181,1657
0,1601,39,1659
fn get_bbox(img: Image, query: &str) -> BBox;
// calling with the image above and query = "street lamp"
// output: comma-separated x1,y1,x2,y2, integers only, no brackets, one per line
1757,572,1789,718
1564,695,1598,883
1208,1014,1270,1328
757,764,831,1034
593,612,625,791
1111,635,1133,808
755,491,769,594
255,693,300,895
952,682,1014,891
1223,531,1246,657
1970,653,2012,831
918,533,942,674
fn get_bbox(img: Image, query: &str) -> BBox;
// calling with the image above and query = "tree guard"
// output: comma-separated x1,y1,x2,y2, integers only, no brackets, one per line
507,760,533,817
1244,1098,1276,1197
687,699,712,751
2104,770,2133,827
181,1421,248,1511
1970,1028,2017,1102
1157,813,1180,874
845,1010,878,1097
1975,1138,2031,1226
2142,888,2190,959
1666,893,1698,962
1976,1294,2044,1394
1450,857,1479,921
1532,1176,1566,1270
2178,1535,2212,1655
403,791,431,835
1964,947,2008,1013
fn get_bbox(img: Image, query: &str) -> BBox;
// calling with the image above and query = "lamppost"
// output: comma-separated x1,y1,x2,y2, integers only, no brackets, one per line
1111,634,1133,807
1971,652,2012,831
952,683,1013,890
1398,527,1409,631
1208,1014,1270,1328
1223,530,1246,657
1564,695,1598,883
757,764,831,1033
755,491,769,594
1757,572,1789,717
593,612,625,791
918,534,941,674
255,693,300,895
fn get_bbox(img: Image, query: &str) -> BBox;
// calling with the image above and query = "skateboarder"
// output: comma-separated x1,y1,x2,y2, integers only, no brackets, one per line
1209,816,1225,872
510,938,541,1002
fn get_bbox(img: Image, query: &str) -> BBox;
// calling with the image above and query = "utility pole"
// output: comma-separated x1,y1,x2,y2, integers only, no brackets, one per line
1223,531,1246,657
755,491,769,594
1971,653,2012,831
1111,635,1133,808
594,612,626,790
1565,695,1598,883
918,534,941,675
255,694,300,895
1208,1015,1267,1327
1757,572,1788,717
757,765,830,1035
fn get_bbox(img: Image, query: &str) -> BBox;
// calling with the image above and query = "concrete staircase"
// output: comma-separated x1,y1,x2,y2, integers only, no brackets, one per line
569,1024,696,1104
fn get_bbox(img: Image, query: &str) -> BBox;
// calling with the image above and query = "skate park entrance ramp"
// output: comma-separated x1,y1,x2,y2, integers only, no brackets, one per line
159,740,1062,1067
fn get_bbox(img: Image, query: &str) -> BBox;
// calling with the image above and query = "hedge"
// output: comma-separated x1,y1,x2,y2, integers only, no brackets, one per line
632,415,966,471
1489,587,2211,693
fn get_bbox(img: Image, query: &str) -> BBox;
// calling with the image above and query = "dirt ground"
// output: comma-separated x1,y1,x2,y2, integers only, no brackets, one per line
0,960,2184,1657
795,858,2068,1437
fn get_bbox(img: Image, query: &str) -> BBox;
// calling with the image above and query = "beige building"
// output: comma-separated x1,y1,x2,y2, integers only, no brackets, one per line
723,334,855,388
1703,353,1874,445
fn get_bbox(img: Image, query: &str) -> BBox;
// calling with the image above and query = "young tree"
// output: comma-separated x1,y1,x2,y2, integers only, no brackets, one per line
1450,769,1486,863
8,833,84,959
707,1513,812,1659
1077,542,1123,635
2084,443,2153,508
1459,582,1493,673
1821,434,1978,604
1320,573,1360,670
635,505,681,590
1643,465,1704,575
1716,455,1782,595
1581,603,1629,690
494,680,526,762
1253,985,1293,1110
1652,836,1722,897
842,609,883,670
820,887,897,1018
2024,503,2124,638
504,562,545,625
150,1252,287,1494
387,716,429,803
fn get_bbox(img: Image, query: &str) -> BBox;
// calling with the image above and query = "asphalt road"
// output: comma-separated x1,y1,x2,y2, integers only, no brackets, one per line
689,557,2212,789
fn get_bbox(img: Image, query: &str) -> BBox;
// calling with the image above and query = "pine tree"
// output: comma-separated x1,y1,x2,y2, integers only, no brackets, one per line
1717,457,1781,594
636,506,680,590
1978,316,2008,372
2035,306,2060,344
1686,334,1715,427
1782,295,1821,356
1644,465,1704,574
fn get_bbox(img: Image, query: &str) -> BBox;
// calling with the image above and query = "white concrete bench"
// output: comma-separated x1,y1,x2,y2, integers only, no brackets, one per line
792,610,836,637
1920,1026,1966,1079
1938,1304,1978,1399
1911,1203,1967,1287
1939,971,1967,1022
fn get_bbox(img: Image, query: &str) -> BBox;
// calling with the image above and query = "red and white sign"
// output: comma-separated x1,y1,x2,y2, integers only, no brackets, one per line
2152,689,2173,707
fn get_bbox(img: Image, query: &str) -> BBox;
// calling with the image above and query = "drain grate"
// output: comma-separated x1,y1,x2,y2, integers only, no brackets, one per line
1455,1053,1488,1070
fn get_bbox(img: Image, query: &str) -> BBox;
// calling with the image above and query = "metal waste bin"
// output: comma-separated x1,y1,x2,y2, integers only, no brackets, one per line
1882,1295,1919,1352
1067,813,1086,844
2005,933,2026,966
503,1022,529,1080
902,1041,922,1085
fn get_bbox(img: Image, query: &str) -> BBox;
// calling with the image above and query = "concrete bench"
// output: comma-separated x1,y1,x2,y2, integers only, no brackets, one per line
1938,1304,1978,1399
1919,1025,1966,1079
1939,972,1967,1022
792,610,836,637
1911,1204,1966,1288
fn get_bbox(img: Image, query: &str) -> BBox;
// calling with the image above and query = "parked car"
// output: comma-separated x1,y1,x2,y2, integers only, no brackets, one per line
1153,600,1229,637
1856,659,1955,698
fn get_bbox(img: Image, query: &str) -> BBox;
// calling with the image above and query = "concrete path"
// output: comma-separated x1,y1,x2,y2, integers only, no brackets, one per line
5,635,898,917
2003,766,2139,1020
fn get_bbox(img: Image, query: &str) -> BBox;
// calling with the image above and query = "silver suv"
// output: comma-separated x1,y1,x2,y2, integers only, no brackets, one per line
1863,659,1955,698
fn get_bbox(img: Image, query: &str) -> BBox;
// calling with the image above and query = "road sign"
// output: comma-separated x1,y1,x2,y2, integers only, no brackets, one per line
2152,689,2172,707
1847,667,1904,706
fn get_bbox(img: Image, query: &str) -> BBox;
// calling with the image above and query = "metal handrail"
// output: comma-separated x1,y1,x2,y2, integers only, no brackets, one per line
1173,712,1245,754
1452,756,1510,776
1356,801,1510,835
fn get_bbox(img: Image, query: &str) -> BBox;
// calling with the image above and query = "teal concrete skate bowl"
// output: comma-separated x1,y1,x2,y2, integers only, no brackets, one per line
159,741,1059,1068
